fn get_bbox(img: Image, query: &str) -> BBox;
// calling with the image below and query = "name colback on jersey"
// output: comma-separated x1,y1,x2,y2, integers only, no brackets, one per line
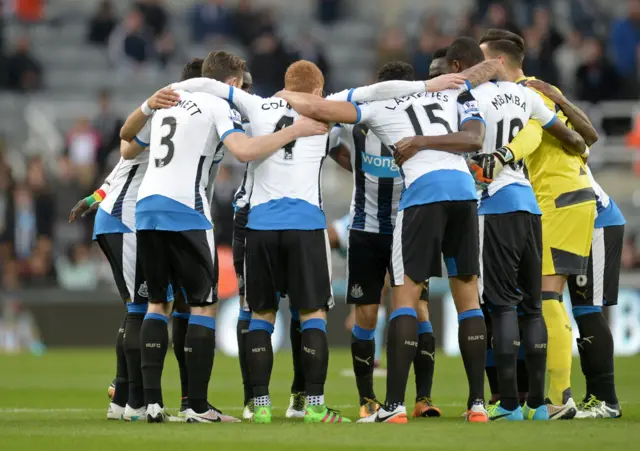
471,81,556,216
357,88,481,211
243,96,335,231
135,90,244,232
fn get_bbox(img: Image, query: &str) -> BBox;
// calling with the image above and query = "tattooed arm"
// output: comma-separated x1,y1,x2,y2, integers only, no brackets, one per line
461,60,507,88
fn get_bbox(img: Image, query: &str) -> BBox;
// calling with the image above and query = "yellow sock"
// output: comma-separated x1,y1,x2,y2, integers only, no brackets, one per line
542,298,573,405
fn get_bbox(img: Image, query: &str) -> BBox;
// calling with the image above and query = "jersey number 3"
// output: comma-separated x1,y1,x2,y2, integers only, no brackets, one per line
155,116,177,168
274,116,296,160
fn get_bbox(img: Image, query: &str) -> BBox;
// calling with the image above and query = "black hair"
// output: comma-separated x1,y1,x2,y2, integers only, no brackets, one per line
241,70,253,92
376,61,415,82
432,47,449,60
446,37,485,66
181,58,204,81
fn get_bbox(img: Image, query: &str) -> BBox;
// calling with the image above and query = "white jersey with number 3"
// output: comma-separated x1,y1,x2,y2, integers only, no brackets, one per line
470,81,556,215
136,89,244,231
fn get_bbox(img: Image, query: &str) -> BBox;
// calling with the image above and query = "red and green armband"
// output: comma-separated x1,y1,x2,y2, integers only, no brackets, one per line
85,189,107,207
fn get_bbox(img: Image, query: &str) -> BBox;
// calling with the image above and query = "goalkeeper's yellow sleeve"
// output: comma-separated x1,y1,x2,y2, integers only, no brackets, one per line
506,120,543,161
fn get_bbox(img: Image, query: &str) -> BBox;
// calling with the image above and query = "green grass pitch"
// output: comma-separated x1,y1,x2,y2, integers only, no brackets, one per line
1,349,640,450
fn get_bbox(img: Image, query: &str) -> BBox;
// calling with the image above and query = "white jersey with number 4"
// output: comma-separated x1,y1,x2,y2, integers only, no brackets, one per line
136,89,244,231
470,81,556,215
244,97,338,230
357,89,484,210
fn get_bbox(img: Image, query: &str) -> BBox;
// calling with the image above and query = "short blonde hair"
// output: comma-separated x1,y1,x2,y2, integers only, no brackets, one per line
284,60,325,94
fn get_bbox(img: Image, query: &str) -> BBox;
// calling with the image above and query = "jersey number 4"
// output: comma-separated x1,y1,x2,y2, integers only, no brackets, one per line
155,116,177,168
274,116,296,160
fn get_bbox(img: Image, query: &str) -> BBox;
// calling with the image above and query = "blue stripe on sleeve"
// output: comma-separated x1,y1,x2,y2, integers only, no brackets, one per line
542,115,557,129
220,128,245,142
134,136,148,147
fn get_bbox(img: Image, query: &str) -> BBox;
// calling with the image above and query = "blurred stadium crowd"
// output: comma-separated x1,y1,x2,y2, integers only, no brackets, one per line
1,0,640,293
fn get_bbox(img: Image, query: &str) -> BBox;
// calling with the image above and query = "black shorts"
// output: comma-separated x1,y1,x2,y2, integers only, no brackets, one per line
96,232,147,305
245,229,332,313
390,201,479,285
232,206,249,297
479,212,542,314
568,225,624,307
347,230,392,305
137,229,218,307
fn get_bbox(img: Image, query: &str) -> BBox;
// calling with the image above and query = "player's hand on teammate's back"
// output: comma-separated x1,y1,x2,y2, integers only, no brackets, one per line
466,146,514,186
525,79,563,104
426,73,468,92
69,198,100,223
393,136,421,166
294,116,330,137
147,87,180,110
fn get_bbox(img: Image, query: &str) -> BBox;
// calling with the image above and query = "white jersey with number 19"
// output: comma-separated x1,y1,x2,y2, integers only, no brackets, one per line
136,89,244,231
470,81,556,215
357,89,484,210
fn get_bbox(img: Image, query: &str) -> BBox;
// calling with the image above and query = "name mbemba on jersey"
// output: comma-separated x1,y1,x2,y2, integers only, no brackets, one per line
491,93,527,112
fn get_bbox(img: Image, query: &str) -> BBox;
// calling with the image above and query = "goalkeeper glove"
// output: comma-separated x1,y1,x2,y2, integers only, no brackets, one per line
467,146,515,185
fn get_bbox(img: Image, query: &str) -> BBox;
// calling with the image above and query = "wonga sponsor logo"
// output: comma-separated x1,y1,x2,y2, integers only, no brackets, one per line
361,152,400,178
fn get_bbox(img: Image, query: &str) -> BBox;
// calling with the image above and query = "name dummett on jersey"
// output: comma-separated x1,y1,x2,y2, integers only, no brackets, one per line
175,99,203,116
491,93,527,112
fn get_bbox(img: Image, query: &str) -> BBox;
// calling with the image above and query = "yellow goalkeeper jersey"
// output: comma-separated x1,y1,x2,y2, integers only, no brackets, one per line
508,76,594,212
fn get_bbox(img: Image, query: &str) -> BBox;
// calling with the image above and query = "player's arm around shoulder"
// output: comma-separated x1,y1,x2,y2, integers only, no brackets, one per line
173,77,263,119
526,79,599,147
525,87,586,156
461,59,507,89
223,115,329,162
276,90,361,124
121,138,147,161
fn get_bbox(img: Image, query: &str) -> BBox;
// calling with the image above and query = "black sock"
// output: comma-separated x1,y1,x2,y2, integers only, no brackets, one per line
247,320,274,399
301,319,329,398
290,311,305,394
385,309,418,409
520,313,547,409
113,316,129,407
351,325,376,404
185,315,216,414
237,310,252,405
517,355,529,405
123,311,145,409
414,321,435,400
574,308,617,405
490,307,520,411
140,313,169,407
172,312,189,400
484,314,500,401
458,310,487,409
